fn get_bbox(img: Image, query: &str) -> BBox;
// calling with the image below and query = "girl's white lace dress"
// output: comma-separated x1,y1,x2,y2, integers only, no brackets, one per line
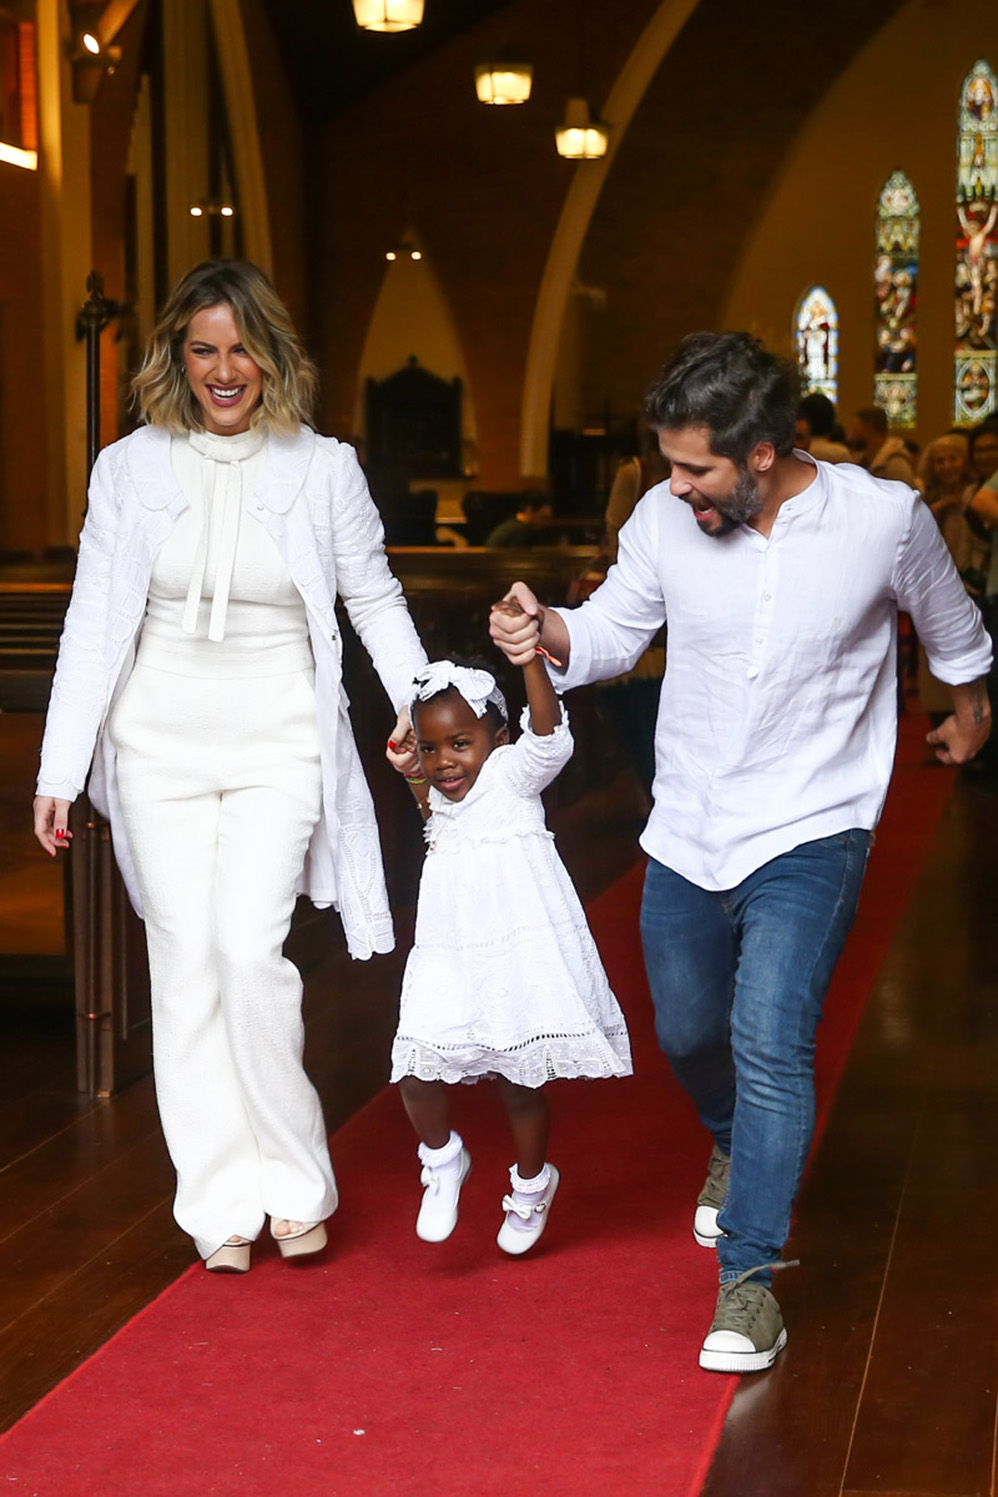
390,711,633,1088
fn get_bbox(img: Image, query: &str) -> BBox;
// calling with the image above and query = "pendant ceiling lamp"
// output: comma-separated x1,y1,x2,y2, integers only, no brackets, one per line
474,46,533,105
352,0,423,32
555,98,609,160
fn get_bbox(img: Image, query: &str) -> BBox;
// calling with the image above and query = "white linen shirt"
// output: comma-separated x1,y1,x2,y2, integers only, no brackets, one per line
552,455,992,891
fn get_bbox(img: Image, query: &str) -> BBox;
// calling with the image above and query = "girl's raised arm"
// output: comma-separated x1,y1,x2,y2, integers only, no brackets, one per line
522,653,561,737
493,595,563,736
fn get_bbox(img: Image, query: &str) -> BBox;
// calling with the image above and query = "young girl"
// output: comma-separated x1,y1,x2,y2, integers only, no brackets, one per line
390,643,632,1255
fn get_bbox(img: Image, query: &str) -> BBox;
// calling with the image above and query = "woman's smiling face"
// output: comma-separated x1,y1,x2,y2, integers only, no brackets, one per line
413,690,508,801
182,303,264,435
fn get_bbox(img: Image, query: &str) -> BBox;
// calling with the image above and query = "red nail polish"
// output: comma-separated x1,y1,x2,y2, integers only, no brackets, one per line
387,740,398,751
55,829,65,838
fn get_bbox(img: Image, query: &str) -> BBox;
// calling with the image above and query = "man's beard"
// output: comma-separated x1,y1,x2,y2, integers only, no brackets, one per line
711,466,763,536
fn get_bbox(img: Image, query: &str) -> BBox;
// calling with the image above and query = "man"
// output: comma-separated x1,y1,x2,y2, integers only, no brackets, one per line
490,332,991,1374
486,495,554,548
850,404,916,486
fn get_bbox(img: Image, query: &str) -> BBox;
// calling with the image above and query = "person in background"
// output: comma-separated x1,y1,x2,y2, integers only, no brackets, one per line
916,433,989,723
34,260,427,1274
966,419,998,777
795,392,851,463
969,420,998,486
592,426,671,796
604,424,671,554
850,405,916,486
486,496,554,548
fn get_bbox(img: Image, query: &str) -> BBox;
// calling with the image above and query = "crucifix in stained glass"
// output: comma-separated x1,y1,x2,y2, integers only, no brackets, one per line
954,59,998,423
874,171,919,427
795,286,838,403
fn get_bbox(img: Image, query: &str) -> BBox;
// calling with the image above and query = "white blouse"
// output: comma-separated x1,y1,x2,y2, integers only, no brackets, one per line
139,428,312,673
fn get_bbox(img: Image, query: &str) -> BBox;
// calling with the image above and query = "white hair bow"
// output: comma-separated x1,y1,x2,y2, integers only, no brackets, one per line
409,661,508,722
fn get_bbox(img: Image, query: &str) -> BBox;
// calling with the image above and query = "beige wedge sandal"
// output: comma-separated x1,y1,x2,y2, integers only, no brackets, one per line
205,1236,252,1273
270,1219,328,1259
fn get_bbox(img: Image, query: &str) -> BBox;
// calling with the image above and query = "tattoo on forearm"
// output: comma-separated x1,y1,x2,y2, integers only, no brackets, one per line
970,679,988,725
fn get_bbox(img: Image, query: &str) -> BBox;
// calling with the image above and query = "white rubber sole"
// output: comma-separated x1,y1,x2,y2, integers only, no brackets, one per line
698,1326,787,1373
693,1203,723,1249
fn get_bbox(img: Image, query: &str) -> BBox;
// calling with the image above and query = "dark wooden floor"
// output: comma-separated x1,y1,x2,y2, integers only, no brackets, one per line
3,710,998,1495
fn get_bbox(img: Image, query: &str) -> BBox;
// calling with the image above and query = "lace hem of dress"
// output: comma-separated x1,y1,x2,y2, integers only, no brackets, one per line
390,1031,632,1088
423,825,555,851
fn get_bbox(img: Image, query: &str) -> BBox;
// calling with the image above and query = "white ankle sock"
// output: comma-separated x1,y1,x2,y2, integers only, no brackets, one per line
418,1130,464,1173
509,1163,551,1195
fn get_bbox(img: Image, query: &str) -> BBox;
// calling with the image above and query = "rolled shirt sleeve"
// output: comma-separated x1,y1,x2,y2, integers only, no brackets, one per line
893,492,993,684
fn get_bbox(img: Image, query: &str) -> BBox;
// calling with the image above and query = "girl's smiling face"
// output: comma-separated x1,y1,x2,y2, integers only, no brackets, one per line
413,690,508,801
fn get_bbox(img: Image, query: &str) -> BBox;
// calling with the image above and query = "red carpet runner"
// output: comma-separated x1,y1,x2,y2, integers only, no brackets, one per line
0,717,953,1496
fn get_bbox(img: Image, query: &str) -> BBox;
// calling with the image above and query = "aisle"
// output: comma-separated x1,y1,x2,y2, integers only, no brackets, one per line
0,719,954,1496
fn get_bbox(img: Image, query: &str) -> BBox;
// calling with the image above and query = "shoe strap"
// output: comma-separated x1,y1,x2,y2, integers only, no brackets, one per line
501,1192,548,1222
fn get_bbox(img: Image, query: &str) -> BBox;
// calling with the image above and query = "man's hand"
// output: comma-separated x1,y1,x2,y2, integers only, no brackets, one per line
490,582,549,667
926,677,991,765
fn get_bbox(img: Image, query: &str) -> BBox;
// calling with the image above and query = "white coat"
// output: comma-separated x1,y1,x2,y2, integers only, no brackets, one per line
37,424,427,959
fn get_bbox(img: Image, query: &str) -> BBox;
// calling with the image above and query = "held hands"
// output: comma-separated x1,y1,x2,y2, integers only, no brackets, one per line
386,704,420,776
489,583,561,668
33,797,73,858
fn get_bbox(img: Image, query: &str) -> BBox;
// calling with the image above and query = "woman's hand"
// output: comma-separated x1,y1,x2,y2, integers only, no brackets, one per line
386,705,420,776
33,797,73,858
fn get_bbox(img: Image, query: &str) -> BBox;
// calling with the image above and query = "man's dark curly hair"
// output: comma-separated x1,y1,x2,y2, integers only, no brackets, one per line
643,331,800,467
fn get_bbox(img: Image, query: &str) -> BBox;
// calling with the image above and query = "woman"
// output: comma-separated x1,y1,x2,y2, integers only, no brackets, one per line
33,261,426,1272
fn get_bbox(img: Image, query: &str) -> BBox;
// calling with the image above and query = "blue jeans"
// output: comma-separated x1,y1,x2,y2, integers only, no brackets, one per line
640,831,870,1285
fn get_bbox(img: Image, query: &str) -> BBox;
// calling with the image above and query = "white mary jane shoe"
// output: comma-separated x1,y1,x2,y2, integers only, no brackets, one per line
416,1148,472,1242
497,1166,560,1256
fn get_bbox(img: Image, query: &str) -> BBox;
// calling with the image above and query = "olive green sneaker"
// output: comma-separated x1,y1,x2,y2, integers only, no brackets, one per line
698,1261,798,1373
693,1143,730,1248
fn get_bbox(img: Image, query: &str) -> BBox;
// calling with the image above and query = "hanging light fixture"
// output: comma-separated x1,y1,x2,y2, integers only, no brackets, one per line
555,97,609,160
189,199,238,219
352,0,423,33
474,46,533,106
384,242,422,262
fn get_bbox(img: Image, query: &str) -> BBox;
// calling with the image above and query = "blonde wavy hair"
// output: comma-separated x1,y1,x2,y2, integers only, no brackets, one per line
131,260,317,434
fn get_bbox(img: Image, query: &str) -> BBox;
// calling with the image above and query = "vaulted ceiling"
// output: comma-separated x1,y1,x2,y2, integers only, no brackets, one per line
260,0,516,123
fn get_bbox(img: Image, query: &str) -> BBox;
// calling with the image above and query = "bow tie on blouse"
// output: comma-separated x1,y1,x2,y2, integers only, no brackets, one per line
182,427,266,642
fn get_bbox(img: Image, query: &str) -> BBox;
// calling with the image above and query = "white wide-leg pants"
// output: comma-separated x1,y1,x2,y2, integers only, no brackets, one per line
110,658,337,1260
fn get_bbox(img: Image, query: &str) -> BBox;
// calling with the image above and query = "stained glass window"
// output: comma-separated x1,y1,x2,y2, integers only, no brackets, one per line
954,59,998,423
874,171,919,427
795,286,838,402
